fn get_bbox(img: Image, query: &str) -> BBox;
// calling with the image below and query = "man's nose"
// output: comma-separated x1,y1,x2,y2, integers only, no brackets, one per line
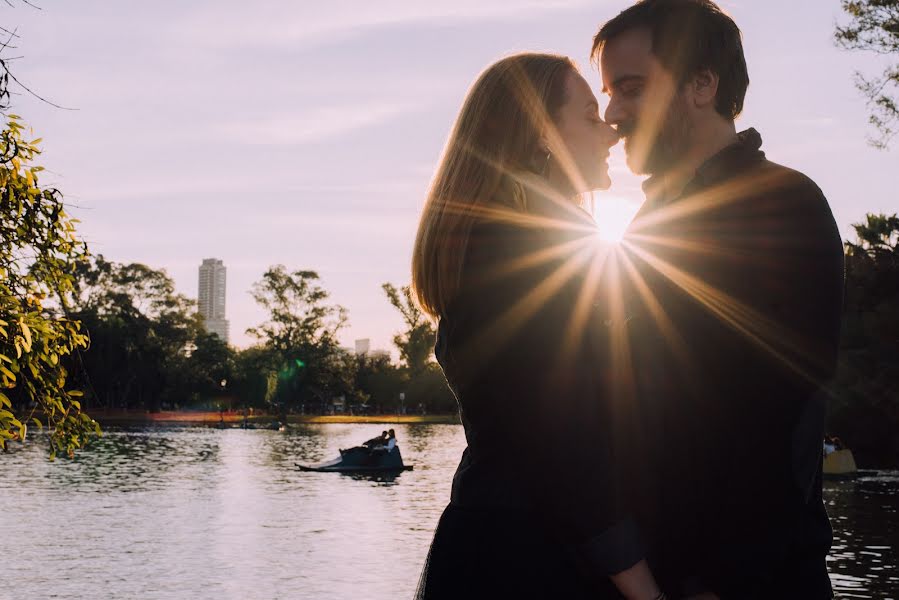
604,97,626,129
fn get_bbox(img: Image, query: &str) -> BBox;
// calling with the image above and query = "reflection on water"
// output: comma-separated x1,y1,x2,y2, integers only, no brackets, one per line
826,473,899,599
1,426,896,599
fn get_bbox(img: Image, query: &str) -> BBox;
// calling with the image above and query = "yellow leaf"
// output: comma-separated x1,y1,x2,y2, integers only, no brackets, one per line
0,365,16,382
20,320,32,351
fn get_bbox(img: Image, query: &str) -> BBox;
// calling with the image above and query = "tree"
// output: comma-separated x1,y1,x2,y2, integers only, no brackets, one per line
828,213,899,465
381,283,456,414
248,266,348,410
835,0,899,149
382,283,436,376
231,345,279,409
70,256,211,411
354,353,405,412
0,50,98,457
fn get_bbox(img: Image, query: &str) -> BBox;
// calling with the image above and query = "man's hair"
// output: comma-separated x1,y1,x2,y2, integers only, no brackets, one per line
592,0,749,119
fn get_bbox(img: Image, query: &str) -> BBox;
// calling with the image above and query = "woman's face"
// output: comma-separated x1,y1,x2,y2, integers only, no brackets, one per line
550,70,619,193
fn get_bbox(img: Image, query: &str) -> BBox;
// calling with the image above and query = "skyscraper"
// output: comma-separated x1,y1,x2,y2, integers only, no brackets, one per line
354,338,371,356
198,258,229,343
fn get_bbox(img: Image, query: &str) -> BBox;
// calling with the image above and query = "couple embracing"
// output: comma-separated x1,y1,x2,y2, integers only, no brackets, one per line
412,1,843,599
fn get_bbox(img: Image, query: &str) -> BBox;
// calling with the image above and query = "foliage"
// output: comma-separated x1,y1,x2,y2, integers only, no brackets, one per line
354,353,405,411
70,256,231,410
248,266,349,409
0,110,98,458
404,363,457,414
230,345,278,409
835,0,899,148
382,282,456,414
828,213,899,466
382,283,436,376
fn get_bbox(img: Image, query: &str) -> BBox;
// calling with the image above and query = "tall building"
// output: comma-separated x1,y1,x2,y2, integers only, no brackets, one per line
354,338,371,356
198,258,229,343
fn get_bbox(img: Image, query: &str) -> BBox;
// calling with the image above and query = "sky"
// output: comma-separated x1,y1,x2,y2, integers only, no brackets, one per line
5,0,897,352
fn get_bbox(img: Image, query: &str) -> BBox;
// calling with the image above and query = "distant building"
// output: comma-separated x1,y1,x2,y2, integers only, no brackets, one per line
354,338,371,355
354,339,390,361
198,258,229,343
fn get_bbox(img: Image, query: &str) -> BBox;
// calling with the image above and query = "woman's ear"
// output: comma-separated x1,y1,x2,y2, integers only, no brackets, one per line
537,132,552,155
691,68,720,109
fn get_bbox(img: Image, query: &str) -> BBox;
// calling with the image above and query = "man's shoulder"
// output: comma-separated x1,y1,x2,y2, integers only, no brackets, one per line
745,158,842,249
750,158,827,204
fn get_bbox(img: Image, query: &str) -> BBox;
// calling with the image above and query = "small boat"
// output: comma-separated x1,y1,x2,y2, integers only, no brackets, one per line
296,444,412,474
823,448,858,478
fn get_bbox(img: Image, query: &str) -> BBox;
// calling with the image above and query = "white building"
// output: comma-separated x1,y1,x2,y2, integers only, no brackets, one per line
354,338,371,355
198,258,229,343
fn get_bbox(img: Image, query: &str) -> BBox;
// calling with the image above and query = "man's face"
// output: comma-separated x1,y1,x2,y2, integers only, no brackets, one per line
599,27,693,176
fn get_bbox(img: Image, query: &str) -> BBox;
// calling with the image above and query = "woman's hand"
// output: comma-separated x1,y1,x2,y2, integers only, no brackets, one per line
609,559,664,600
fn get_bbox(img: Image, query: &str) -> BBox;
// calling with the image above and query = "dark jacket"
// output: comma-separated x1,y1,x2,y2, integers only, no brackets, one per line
621,129,843,598
435,174,644,584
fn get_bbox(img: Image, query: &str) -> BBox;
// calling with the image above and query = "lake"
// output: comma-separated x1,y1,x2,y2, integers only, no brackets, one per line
1,425,896,599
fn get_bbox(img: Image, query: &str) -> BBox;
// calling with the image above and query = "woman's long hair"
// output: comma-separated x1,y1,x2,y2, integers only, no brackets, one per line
412,53,575,319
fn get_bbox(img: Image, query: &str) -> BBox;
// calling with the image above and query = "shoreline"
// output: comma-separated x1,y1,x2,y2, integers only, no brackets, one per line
86,410,460,426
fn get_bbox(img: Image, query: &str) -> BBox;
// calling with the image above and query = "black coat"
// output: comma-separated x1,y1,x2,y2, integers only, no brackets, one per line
416,177,642,599
620,129,843,598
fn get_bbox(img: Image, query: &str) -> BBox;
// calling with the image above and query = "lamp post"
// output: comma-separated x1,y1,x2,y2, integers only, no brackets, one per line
399,392,405,416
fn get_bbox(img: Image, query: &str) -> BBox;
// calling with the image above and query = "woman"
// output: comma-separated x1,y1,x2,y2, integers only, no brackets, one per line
412,53,666,599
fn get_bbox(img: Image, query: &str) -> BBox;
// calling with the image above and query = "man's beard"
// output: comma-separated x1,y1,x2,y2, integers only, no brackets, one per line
621,99,692,177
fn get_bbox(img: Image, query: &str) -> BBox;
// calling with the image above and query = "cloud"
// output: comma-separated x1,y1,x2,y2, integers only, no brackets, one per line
168,0,596,50
216,101,421,145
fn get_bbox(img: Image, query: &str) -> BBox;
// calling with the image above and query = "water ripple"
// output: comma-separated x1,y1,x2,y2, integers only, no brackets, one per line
1,426,895,599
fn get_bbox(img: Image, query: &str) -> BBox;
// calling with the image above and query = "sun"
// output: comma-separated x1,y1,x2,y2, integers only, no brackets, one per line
592,195,642,243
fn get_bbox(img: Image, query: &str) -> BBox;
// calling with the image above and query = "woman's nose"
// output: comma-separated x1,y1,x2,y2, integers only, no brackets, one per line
600,122,620,148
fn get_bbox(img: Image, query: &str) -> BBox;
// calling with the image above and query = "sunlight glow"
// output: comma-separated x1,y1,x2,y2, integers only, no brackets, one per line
593,195,642,243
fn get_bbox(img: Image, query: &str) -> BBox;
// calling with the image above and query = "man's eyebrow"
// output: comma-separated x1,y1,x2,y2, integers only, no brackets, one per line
602,74,644,94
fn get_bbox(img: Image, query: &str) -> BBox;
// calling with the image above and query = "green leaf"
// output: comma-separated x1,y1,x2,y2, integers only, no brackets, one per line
0,392,10,408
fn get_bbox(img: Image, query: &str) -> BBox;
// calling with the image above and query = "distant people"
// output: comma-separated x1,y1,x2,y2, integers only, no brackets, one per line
824,438,836,456
363,431,388,449
386,429,397,452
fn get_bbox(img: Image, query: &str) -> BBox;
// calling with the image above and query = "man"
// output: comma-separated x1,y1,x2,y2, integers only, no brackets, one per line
363,430,388,449
592,1,844,597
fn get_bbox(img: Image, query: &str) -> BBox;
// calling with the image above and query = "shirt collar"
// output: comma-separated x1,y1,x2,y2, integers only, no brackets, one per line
641,128,765,207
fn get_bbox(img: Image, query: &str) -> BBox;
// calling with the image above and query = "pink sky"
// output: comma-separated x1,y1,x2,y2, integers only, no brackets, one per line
8,0,896,351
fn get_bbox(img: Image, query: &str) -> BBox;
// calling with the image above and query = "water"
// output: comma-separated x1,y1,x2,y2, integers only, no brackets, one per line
1,425,896,599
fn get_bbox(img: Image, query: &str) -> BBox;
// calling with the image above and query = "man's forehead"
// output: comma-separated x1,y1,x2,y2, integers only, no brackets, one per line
599,27,654,80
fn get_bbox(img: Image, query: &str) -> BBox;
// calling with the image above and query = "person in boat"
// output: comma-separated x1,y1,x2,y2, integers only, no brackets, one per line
363,430,389,449
823,438,836,456
385,429,397,452
413,53,663,599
